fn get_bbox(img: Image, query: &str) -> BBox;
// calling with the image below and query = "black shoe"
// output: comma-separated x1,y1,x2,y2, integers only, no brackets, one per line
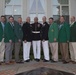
34,59,40,62
34,59,37,61
25,59,30,62
51,59,57,63
43,59,49,62
36,59,40,62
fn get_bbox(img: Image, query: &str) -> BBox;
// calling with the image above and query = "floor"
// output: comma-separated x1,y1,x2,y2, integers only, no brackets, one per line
0,60,76,75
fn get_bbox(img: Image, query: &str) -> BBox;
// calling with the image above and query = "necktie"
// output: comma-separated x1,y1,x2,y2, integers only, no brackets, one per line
11,23,14,30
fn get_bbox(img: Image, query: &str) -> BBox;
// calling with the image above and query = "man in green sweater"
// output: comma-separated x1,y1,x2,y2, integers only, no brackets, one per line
70,16,76,63
4,16,15,64
48,17,58,62
14,19,23,63
0,15,6,65
58,16,70,64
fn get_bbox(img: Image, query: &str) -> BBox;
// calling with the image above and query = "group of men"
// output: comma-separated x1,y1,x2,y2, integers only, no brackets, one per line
0,15,76,65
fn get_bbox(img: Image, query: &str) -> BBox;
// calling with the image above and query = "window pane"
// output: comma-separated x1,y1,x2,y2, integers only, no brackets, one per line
62,6,69,15
5,0,13,5
29,0,36,14
53,6,60,15
14,6,22,15
58,0,69,4
30,14,36,21
13,0,21,5
5,0,21,5
38,0,45,14
29,0,46,21
52,0,60,5
38,14,45,21
52,0,69,5
5,6,13,15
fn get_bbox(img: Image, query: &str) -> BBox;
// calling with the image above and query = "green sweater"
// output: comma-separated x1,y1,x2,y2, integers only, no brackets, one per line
48,22,58,43
14,21,23,42
4,22,15,43
58,22,70,43
70,22,76,42
0,22,4,42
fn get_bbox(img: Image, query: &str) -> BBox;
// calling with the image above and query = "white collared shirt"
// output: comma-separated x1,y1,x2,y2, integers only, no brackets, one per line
70,22,75,27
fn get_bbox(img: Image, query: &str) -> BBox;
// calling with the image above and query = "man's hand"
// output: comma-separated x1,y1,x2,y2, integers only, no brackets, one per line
24,40,27,43
54,38,56,42
9,40,12,43
18,39,21,42
67,40,69,43
43,39,45,42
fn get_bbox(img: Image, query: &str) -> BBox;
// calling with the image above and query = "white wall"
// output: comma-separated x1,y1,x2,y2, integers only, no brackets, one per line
0,0,5,17
69,0,76,18
22,0,28,21
46,0,53,19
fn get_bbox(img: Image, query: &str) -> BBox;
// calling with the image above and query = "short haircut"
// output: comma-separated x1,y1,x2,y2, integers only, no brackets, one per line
9,16,14,19
60,16,65,19
1,15,6,18
49,17,54,20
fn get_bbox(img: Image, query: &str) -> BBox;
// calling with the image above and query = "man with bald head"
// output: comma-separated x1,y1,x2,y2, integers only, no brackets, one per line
41,16,50,62
70,16,76,63
22,17,32,62
31,17,42,62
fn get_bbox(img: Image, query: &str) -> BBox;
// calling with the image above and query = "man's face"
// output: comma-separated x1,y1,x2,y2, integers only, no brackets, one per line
26,17,30,23
42,17,46,23
71,17,75,23
60,17,65,23
49,19,53,24
34,17,38,23
9,18,14,23
1,17,5,22
18,18,22,23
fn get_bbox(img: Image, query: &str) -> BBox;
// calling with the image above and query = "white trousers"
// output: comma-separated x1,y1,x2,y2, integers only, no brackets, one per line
0,38,5,62
69,42,76,62
32,41,41,59
42,41,50,60
49,42,58,61
23,42,31,61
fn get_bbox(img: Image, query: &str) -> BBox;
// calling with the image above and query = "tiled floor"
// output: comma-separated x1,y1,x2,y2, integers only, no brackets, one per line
0,60,76,75
0,70,15,75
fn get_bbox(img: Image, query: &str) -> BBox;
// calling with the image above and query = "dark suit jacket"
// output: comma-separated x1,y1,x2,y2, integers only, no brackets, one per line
70,22,76,42
41,22,49,40
31,22,42,40
22,22,32,42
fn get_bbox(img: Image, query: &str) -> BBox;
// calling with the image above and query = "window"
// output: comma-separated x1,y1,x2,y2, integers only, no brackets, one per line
5,0,22,20
28,0,46,22
52,0,69,23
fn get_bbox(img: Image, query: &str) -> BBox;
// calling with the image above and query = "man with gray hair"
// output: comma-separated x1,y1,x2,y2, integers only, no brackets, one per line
41,16,50,62
22,17,32,62
0,15,6,65
70,16,76,63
